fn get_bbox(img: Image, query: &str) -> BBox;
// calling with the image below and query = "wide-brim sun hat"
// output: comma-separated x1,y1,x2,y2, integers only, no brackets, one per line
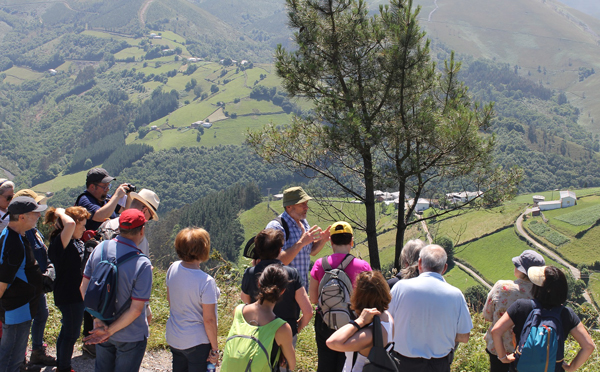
130,189,160,221
512,249,545,275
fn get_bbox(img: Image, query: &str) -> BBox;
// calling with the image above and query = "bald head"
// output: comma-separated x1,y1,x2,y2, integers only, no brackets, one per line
419,244,447,274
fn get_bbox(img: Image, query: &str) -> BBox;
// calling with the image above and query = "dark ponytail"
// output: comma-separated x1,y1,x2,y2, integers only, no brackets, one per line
257,265,289,304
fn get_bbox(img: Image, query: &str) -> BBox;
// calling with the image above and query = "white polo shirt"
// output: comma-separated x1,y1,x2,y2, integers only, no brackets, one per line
389,271,473,359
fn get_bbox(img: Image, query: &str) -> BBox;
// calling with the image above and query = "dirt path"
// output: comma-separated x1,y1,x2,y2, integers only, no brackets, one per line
31,344,172,372
139,0,155,28
428,0,439,22
420,219,492,290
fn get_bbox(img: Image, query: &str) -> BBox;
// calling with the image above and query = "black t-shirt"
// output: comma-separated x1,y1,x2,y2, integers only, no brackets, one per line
507,299,580,372
0,227,43,323
241,259,303,335
49,234,84,306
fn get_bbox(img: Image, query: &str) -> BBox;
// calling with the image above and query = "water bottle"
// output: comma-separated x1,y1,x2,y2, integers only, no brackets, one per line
207,363,216,372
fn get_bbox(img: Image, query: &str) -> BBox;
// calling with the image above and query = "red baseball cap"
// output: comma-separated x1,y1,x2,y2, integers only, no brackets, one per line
119,209,146,230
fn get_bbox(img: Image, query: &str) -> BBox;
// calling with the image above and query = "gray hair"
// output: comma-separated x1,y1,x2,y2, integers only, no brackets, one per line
419,244,447,274
0,179,14,195
400,239,426,279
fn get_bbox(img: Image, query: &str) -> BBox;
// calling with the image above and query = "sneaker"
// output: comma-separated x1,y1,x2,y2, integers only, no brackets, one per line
81,343,96,357
29,348,57,366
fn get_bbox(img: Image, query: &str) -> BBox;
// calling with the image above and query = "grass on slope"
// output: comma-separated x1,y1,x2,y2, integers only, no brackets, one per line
444,265,480,292
42,269,600,372
454,228,564,284
33,169,88,193
429,203,524,245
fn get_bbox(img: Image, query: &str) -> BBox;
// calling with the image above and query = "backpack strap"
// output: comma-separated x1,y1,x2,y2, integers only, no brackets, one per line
322,256,332,271
74,192,87,207
337,254,355,271
372,315,384,348
276,216,290,241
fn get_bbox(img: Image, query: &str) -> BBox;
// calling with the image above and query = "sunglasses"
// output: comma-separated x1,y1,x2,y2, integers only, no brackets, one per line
1,194,12,202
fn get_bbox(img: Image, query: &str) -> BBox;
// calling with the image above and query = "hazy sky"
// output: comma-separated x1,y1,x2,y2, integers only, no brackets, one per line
557,0,600,19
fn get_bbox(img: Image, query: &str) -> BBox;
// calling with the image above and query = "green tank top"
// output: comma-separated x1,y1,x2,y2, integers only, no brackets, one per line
221,304,287,372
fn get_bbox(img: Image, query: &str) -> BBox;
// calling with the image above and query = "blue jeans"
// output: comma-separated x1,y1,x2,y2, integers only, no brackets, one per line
56,302,84,370
95,338,147,372
0,320,32,372
31,294,49,350
171,343,210,372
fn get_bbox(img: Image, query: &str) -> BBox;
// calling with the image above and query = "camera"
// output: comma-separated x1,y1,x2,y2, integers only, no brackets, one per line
124,183,137,193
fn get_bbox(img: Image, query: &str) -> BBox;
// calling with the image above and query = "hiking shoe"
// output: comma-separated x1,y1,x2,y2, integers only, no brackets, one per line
29,347,57,366
20,363,42,372
82,343,96,357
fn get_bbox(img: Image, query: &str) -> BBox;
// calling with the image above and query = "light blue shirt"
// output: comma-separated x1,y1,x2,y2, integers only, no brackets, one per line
389,271,473,359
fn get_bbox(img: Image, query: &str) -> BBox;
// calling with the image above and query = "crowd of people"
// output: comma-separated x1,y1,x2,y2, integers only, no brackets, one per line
0,174,596,372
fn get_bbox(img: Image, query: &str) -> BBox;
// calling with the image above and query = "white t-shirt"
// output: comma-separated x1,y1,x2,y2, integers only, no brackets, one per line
343,318,393,372
166,261,220,350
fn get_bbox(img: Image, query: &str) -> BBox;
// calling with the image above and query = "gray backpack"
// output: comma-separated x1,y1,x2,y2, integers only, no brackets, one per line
318,254,355,329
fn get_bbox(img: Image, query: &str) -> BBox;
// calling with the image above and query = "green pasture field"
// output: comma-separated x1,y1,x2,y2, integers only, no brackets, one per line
114,47,145,60
525,219,570,246
230,98,283,115
454,228,563,284
139,60,182,75
555,203,600,226
3,66,44,83
444,265,481,292
149,101,216,128
142,80,163,92
554,225,600,265
148,30,186,44
589,273,600,307
429,203,524,245
32,169,87,192
81,30,135,43
543,195,600,236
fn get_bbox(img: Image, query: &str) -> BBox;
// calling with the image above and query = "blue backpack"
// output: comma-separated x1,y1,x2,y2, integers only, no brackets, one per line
84,240,145,323
514,300,565,372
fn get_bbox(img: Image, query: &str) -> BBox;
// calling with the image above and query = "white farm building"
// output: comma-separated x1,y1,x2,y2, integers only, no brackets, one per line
537,190,576,211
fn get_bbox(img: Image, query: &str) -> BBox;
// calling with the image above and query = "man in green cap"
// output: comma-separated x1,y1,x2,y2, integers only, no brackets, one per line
266,186,330,289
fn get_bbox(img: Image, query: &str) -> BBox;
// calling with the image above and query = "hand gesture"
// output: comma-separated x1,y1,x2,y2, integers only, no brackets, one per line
83,319,110,345
356,308,381,327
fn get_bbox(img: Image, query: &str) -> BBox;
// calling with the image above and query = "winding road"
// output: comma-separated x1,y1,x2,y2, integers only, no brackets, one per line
515,210,595,306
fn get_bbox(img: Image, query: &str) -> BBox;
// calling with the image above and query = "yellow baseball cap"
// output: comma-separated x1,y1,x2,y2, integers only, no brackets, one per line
329,221,353,236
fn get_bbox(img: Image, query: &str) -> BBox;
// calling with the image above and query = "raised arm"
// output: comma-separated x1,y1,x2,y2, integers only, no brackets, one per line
55,208,76,249
90,184,128,222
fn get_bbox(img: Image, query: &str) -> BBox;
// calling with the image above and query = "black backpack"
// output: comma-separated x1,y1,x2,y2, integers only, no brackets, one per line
243,216,290,259
360,315,400,372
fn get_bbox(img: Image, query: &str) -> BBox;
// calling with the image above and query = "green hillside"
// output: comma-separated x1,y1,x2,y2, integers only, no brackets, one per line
409,0,600,135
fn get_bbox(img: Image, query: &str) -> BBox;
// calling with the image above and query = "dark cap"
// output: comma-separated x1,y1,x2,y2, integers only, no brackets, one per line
512,250,545,276
119,209,146,230
86,168,115,185
4,196,47,219
282,186,312,207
